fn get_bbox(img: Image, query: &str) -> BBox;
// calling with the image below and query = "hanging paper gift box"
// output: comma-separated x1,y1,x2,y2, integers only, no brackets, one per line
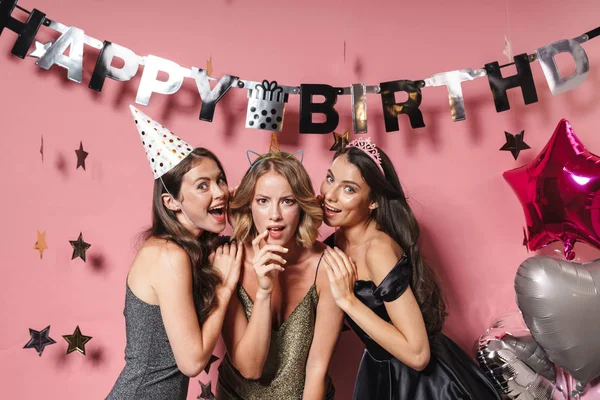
246,80,288,132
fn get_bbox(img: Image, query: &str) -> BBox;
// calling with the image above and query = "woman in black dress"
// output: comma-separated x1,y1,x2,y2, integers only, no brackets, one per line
318,138,500,400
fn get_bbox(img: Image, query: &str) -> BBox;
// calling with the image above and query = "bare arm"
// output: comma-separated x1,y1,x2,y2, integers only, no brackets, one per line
221,283,273,379
221,231,287,379
302,261,344,400
323,245,430,371
153,241,241,377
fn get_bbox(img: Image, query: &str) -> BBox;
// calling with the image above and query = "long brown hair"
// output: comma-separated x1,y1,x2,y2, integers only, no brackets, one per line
334,147,447,334
142,148,226,323
230,154,322,247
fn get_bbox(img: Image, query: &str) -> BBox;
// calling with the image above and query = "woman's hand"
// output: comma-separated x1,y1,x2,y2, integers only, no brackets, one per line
251,230,287,294
211,242,243,293
322,247,358,310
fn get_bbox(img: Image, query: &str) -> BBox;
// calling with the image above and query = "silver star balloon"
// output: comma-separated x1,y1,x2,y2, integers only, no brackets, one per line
28,41,54,59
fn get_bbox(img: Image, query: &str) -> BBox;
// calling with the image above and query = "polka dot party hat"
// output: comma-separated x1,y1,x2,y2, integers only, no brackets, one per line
129,105,194,179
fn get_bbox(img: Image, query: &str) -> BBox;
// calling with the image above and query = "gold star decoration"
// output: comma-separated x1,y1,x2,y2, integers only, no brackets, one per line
206,56,213,77
69,232,91,262
62,326,92,355
34,230,48,259
330,130,350,151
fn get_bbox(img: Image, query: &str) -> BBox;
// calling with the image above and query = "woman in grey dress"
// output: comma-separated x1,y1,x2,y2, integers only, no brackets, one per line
107,106,242,399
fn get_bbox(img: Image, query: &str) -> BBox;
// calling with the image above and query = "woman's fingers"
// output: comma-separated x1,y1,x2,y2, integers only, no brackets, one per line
333,247,354,277
326,247,349,277
322,258,336,283
235,241,243,264
251,230,269,254
255,252,287,269
222,243,230,256
323,248,342,279
257,263,285,274
316,194,324,205
255,244,288,259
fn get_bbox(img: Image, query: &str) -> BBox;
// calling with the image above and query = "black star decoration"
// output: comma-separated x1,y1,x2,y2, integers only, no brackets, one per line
70,232,91,262
75,141,89,170
330,130,350,151
198,380,216,400
23,325,56,356
62,326,92,355
203,354,220,374
500,130,531,160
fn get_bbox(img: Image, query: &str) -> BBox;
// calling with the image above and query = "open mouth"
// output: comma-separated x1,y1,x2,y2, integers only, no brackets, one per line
324,204,342,213
208,205,225,218
267,225,285,239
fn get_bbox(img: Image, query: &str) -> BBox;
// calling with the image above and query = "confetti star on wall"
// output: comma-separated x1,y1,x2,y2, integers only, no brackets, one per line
63,326,92,355
330,130,350,151
34,230,48,259
198,380,216,400
206,56,213,77
23,326,56,356
500,130,530,160
203,354,220,374
75,141,89,170
28,40,53,58
70,232,91,262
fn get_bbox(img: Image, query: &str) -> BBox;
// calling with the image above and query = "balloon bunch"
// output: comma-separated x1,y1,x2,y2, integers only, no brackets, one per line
477,119,600,399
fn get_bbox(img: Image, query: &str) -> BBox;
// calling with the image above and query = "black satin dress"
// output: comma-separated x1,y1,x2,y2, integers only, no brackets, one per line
325,236,500,400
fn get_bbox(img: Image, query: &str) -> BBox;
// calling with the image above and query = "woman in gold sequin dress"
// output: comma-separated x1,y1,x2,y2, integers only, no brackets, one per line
217,153,343,400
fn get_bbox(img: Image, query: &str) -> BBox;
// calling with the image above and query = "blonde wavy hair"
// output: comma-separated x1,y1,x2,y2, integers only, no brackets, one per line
230,153,322,248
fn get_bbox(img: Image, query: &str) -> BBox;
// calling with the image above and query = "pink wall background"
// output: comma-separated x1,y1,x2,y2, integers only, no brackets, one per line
2,0,600,398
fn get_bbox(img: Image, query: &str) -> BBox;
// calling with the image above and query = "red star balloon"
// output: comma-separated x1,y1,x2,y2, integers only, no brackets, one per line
503,119,600,260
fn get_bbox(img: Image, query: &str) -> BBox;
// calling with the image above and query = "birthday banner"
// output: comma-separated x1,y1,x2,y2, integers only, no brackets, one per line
1,0,599,134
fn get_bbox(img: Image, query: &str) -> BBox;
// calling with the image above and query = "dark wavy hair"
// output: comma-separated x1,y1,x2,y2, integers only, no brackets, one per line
142,148,226,323
334,146,447,334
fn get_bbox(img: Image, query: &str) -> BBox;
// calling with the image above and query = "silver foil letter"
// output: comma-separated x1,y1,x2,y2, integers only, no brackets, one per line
190,68,237,122
351,83,368,133
89,42,141,91
35,26,85,83
536,39,590,95
424,69,486,122
135,55,185,105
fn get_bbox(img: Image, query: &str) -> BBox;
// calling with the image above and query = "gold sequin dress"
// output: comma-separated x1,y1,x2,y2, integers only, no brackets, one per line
217,257,335,400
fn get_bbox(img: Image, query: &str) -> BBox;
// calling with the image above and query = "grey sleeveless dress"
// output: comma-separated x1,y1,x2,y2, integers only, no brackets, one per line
106,283,190,399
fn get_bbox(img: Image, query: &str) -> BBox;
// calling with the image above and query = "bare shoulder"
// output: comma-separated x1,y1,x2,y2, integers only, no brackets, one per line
364,233,404,286
137,237,192,278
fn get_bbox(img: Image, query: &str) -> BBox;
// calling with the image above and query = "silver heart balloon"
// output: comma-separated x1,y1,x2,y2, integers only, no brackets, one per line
503,334,556,383
475,310,561,399
477,338,556,400
515,255,600,395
